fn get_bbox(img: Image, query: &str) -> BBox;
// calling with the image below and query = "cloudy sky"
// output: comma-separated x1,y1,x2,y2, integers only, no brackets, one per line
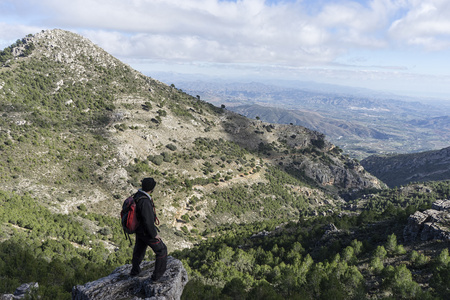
1,0,450,99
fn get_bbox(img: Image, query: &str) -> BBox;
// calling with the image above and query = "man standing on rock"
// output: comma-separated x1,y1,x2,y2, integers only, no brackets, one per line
130,177,167,281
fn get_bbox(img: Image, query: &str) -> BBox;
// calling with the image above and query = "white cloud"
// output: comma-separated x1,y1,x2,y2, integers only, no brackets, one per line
3,0,450,55
14,0,352,65
1,0,450,98
389,0,450,50
7,0,448,65
69,1,336,66
0,23,42,47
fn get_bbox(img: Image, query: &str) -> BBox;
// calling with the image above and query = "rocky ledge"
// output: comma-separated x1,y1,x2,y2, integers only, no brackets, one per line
72,256,188,300
0,283,39,300
403,199,450,242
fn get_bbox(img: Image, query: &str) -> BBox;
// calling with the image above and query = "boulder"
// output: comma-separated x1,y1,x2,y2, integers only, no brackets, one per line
432,199,450,211
314,223,347,250
0,282,39,300
72,256,188,300
403,199,450,242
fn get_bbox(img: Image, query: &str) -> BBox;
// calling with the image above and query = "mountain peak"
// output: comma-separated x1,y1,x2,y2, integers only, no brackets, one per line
26,29,120,67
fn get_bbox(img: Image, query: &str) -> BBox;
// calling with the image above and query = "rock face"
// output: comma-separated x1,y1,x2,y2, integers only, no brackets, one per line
72,256,188,300
0,282,39,300
361,146,450,188
403,199,450,242
314,223,348,250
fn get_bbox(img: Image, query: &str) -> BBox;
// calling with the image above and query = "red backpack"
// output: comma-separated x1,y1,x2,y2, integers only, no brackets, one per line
120,195,143,245
120,194,160,245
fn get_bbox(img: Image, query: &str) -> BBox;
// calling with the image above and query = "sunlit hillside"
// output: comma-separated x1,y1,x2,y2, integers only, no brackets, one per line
0,30,449,300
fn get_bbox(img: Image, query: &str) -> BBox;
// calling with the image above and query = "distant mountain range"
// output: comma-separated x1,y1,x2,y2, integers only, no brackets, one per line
231,104,392,140
164,79,450,159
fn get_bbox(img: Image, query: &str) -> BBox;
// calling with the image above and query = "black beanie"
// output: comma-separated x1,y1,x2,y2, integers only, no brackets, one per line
142,177,156,192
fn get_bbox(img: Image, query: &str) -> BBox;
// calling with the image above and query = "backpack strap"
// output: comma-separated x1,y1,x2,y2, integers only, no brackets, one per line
133,191,146,201
149,196,160,226
124,231,132,246
134,195,147,203
135,194,160,228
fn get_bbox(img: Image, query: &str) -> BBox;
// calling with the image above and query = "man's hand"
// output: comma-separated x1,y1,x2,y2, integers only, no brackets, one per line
155,234,161,241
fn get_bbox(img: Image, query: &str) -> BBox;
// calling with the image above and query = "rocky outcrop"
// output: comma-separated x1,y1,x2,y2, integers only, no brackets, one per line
0,283,39,300
361,146,450,188
403,199,450,242
72,256,188,300
315,223,348,248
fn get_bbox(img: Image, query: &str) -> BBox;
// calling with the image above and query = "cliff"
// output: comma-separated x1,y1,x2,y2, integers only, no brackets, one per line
361,146,450,187
404,199,450,242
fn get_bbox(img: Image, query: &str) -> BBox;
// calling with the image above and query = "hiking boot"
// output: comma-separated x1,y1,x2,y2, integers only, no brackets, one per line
130,267,142,277
150,274,163,282
131,271,147,278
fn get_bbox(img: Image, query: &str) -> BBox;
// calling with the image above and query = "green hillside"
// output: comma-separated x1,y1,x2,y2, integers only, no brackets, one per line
176,181,450,300
0,29,382,236
1,30,449,299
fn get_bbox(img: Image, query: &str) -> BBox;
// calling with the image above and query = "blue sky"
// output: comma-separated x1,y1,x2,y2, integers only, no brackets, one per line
1,0,450,99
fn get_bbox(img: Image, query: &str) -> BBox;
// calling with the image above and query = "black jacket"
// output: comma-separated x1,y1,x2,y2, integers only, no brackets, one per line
134,190,158,239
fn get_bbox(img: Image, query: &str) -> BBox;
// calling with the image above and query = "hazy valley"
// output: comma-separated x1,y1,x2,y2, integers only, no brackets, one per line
166,79,450,160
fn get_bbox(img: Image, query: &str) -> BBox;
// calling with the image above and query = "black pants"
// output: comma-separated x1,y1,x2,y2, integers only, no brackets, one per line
131,234,167,279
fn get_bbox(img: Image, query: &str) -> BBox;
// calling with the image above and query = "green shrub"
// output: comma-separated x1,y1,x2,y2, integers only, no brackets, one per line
181,214,190,223
166,144,177,151
161,152,172,162
410,250,430,268
98,227,111,236
149,155,164,166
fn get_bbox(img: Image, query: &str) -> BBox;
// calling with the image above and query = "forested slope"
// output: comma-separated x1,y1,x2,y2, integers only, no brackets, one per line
1,181,449,299
0,29,448,299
